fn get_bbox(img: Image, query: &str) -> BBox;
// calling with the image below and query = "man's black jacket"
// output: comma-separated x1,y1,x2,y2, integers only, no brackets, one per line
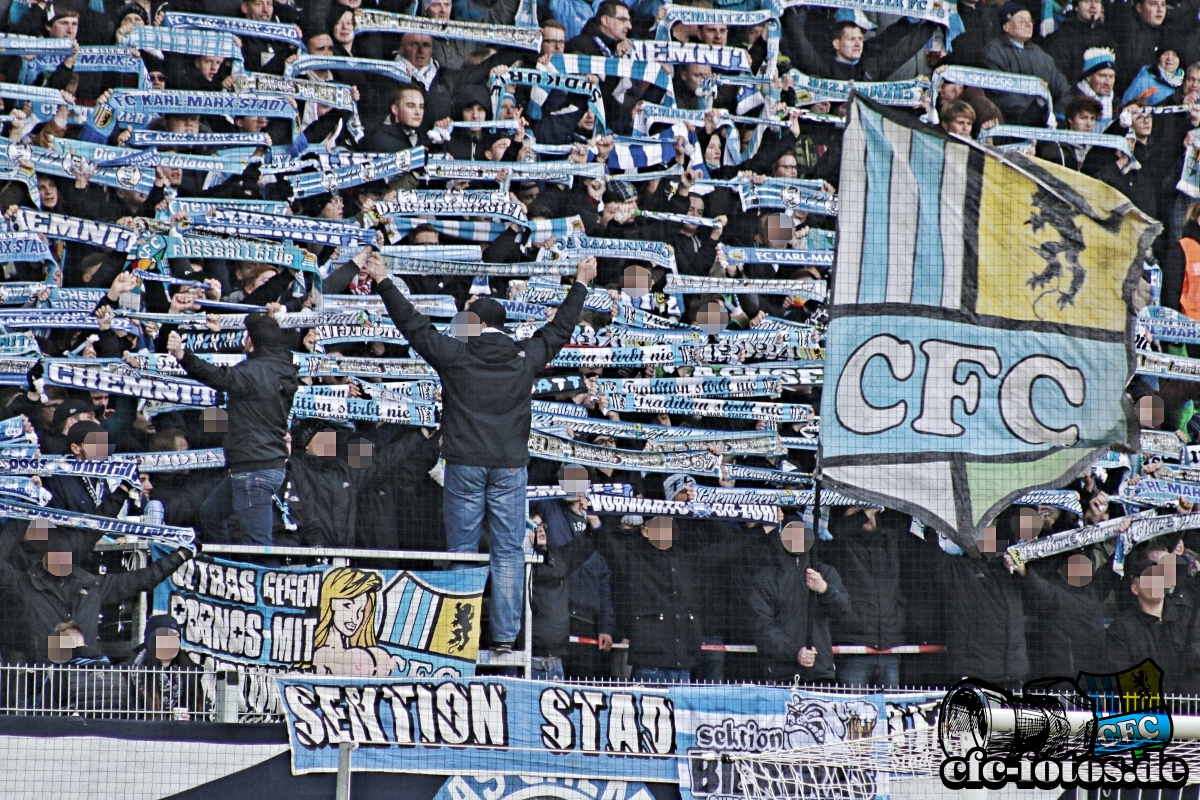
374,276,587,467
0,524,189,663
179,346,299,473
935,550,1028,686
820,512,905,650
1105,601,1200,694
749,535,851,682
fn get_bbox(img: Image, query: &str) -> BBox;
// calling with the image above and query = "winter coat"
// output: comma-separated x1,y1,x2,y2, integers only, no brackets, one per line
569,552,615,636
1105,602,1200,694
936,552,1028,685
151,470,224,529
179,347,299,473
286,452,357,548
1021,566,1109,677
1043,16,1116,82
820,514,905,650
373,276,587,467
44,472,132,518
782,8,938,82
352,426,445,551
530,500,598,656
0,526,189,663
607,534,705,670
981,37,1074,123
362,116,437,154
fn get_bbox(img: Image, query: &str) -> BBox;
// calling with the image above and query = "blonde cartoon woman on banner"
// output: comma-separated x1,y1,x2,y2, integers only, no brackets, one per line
305,566,398,676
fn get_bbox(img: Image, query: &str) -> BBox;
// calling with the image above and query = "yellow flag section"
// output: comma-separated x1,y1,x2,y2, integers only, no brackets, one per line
974,155,1154,332
821,93,1156,553
378,569,487,665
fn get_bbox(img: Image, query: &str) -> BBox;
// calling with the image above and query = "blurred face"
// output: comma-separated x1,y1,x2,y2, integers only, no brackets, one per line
332,11,354,45
1135,564,1169,600
1132,108,1153,137
700,24,727,45
237,116,269,133
559,465,590,497
44,548,72,577
599,6,632,42
461,102,487,123
308,34,334,55
1138,394,1164,428
426,0,451,18
704,134,723,165
393,89,425,127
695,300,728,334
73,431,110,460
307,430,338,457
781,520,814,553
152,628,180,663
1003,10,1034,43
168,115,200,134
945,114,973,136
642,517,674,550
1075,0,1103,20
1062,554,1093,586
242,0,273,21
541,25,566,57
681,64,713,93
400,35,433,67
484,137,512,161
773,154,799,178
1069,110,1098,132
1136,0,1166,26
37,176,58,208
832,26,864,62
47,15,79,40
196,55,224,81
1086,67,1115,96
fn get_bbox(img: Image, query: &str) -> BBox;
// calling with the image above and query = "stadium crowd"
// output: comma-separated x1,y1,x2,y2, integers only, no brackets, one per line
0,0,1198,701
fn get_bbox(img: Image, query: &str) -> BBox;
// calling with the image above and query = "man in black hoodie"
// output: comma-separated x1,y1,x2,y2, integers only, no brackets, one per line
167,313,299,546
364,252,596,652
749,520,851,684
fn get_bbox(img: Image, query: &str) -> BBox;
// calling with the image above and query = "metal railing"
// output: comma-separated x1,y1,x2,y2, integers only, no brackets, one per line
0,663,216,721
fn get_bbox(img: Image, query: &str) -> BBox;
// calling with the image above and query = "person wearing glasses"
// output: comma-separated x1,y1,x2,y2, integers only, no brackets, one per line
568,1,667,133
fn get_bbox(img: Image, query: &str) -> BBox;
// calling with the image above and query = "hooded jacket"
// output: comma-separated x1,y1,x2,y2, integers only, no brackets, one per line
373,276,587,467
179,346,299,473
1022,565,1109,677
0,522,189,663
819,511,905,650
1162,218,1200,315
286,450,357,548
936,551,1028,685
749,535,850,681
530,499,598,656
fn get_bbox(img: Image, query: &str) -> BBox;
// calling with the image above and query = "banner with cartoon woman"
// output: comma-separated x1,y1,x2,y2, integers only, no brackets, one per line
150,547,489,678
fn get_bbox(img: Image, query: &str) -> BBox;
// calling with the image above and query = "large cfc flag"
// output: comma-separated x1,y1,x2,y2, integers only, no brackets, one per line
819,95,1156,553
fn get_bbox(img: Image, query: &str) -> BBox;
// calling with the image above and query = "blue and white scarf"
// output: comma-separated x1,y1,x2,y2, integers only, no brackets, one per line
0,232,53,262
13,209,138,253
96,90,295,135
187,209,378,247
0,309,138,335
980,124,1135,164
0,82,89,125
167,197,291,216
603,394,811,422
290,392,438,426
493,67,606,130
551,344,701,368
656,6,780,78
161,12,306,50
386,257,577,277
0,454,140,485
353,9,541,51
0,498,195,548
120,26,243,68
128,131,271,149
373,190,528,225
234,73,356,112
23,46,150,88
720,245,834,269
788,69,929,108
0,331,42,354
665,273,827,302
0,141,156,195
624,41,752,73
0,476,49,505
43,360,217,406
116,448,226,472
294,353,434,378
929,66,1055,127
539,235,677,271
385,215,583,244
284,55,412,86
529,429,722,476
595,375,782,398
550,54,676,107
737,181,839,216
286,148,427,199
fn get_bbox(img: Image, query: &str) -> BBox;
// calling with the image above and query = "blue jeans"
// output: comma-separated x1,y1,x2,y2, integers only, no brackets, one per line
532,656,564,681
836,654,901,688
631,667,690,684
198,468,286,546
443,463,527,645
